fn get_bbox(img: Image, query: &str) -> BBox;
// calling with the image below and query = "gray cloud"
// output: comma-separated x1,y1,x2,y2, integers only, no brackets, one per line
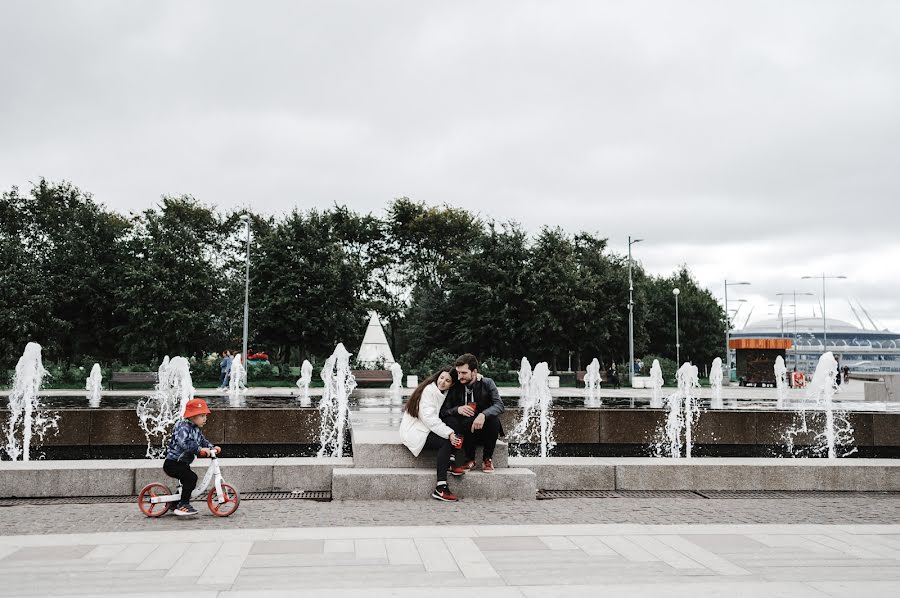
2,1,898,330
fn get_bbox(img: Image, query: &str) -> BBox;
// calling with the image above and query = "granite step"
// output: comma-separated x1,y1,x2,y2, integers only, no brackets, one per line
350,429,509,468
331,467,536,500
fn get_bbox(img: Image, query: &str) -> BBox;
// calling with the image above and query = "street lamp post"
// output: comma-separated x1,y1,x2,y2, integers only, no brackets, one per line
776,291,814,369
801,274,847,353
673,288,681,365
724,280,751,371
627,236,643,386
239,214,251,379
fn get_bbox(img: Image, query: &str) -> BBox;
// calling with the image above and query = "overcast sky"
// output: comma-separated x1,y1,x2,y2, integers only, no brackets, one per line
2,1,899,333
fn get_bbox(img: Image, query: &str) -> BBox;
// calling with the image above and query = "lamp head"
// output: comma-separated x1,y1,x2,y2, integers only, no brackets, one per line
672,288,680,296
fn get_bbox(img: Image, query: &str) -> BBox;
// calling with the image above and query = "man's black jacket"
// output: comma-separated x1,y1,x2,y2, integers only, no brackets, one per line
440,376,505,434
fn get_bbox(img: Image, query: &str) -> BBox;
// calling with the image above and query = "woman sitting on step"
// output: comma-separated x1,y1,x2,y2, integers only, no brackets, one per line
399,366,463,502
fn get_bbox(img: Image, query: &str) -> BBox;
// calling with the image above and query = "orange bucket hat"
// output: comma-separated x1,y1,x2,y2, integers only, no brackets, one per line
183,398,211,419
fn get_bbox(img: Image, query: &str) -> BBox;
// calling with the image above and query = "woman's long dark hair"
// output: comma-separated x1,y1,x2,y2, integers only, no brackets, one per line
404,366,456,418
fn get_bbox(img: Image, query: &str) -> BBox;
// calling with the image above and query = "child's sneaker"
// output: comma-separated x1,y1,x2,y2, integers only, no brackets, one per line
173,504,198,516
431,484,458,502
482,458,495,473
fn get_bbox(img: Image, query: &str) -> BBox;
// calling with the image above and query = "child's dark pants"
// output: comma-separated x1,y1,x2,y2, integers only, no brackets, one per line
163,459,197,506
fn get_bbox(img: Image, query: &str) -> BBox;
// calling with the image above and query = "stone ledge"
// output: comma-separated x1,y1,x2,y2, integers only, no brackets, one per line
612,458,900,491
509,457,616,490
351,429,508,468
332,467,536,500
0,457,352,497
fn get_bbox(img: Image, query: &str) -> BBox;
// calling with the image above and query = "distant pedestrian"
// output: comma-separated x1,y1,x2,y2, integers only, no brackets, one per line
219,350,232,389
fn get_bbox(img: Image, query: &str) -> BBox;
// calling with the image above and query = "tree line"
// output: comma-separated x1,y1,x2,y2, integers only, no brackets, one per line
0,179,727,374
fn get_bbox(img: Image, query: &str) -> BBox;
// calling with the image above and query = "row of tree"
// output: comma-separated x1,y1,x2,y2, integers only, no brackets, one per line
0,179,727,373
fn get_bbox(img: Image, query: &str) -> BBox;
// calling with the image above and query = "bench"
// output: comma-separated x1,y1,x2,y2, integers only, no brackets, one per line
575,370,609,388
351,370,393,386
110,371,158,389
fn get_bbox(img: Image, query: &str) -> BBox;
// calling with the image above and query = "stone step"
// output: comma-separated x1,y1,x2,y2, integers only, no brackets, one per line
332,467,536,500
351,429,509,468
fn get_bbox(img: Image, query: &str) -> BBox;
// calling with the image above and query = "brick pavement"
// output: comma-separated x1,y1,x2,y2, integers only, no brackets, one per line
2,495,900,536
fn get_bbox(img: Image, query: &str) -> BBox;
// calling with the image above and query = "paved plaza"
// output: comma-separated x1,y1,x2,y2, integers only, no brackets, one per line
2,496,900,596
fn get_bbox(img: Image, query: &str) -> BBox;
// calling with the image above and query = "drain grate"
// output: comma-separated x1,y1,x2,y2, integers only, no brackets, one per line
537,490,704,500
0,490,331,507
615,490,705,499
697,490,900,499
243,491,331,501
537,490,619,499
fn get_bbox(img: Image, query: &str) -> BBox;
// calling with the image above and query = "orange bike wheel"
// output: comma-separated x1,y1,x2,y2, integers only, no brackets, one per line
138,483,172,517
207,483,240,517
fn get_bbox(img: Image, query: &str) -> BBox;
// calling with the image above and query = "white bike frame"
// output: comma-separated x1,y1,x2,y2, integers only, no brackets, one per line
151,454,227,505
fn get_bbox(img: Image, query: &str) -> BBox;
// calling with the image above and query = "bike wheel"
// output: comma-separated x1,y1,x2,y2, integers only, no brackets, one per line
138,483,172,517
207,483,240,517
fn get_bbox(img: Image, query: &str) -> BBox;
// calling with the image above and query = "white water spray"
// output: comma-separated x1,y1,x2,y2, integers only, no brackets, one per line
317,344,357,458
774,356,788,409
709,357,724,409
517,357,532,407
86,363,103,408
136,356,194,458
390,362,403,393
296,359,313,406
584,358,602,406
227,353,247,407
4,343,58,461
658,363,700,458
648,359,664,408
512,362,556,457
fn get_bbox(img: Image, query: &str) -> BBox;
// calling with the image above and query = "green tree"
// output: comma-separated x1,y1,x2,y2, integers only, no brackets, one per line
642,266,727,366
0,180,131,368
249,207,380,365
113,196,227,363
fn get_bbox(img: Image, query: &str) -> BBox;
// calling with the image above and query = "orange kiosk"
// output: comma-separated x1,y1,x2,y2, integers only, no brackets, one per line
729,338,794,387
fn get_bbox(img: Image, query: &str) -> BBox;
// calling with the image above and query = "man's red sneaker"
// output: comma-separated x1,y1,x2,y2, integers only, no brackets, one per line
431,485,458,502
450,460,476,476
482,458,495,473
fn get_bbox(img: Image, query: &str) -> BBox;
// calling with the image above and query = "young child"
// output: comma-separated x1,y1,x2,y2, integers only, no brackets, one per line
163,398,221,516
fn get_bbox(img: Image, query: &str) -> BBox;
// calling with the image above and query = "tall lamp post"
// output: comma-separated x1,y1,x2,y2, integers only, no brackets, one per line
724,280,751,370
673,288,681,365
239,214,251,379
627,236,643,386
776,290,814,369
801,274,847,352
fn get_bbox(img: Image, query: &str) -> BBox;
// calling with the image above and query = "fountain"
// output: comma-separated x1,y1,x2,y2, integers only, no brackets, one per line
584,358,602,406
774,356,788,409
391,361,403,403
709,357,724,409
85,363,103,408
648,359,664,408
3,342,58,461
512,362,556,457
789,351,855,459
517,357,532,408
136,356,194,458
317,343,357,458
296,359,313,406
228,353,247,402
656,362,700,458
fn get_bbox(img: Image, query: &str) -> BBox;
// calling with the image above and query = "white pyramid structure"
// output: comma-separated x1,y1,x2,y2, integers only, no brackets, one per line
356,311,395,367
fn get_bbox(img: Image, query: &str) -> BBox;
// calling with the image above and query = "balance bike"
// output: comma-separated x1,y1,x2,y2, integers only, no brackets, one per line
138,453,240,517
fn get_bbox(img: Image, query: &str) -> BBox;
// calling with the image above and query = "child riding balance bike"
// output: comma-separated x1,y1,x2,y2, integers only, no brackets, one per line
138,398,240,517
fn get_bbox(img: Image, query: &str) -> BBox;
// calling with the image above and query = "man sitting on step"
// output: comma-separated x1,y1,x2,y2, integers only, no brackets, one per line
441,353,505,475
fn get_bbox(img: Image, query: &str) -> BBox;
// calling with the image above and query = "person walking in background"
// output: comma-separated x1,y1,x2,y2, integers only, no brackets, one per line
219,350,232,389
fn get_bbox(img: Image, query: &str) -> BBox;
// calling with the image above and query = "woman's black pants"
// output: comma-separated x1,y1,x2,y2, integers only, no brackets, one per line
423,432,452,483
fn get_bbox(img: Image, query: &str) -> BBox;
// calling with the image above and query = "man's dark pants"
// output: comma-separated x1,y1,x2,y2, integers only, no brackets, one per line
444,414,501,461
